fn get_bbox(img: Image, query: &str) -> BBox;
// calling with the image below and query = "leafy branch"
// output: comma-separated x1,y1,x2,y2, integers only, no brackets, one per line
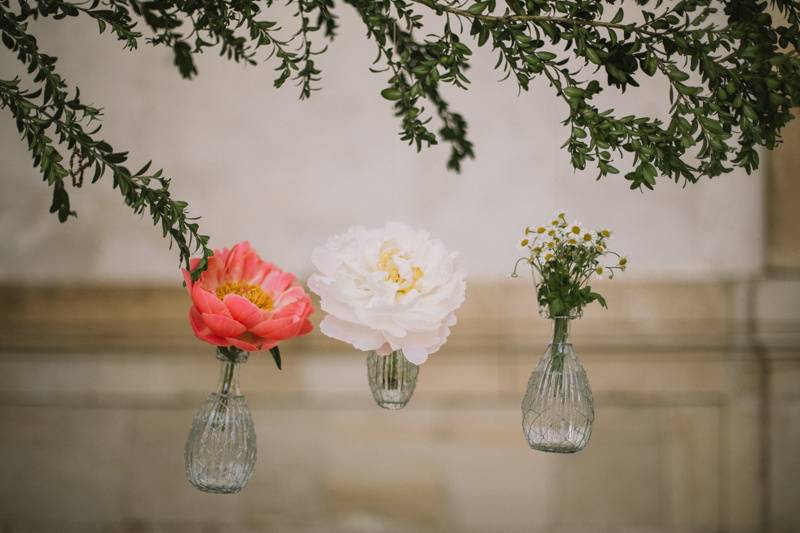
394,0,800,188
2,0,800,280
0,0,212,276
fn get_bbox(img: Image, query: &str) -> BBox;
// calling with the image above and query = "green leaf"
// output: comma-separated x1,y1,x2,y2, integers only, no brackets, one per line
585,47,602,65
467,2,488,15
269,346,282,370
380,88,403,100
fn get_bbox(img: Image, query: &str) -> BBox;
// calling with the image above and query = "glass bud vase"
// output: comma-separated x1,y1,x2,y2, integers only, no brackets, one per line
367,350,419,410
521,316,594,453
185,347,257,494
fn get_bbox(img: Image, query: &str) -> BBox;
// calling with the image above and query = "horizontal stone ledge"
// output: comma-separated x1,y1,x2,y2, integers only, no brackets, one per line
1,280,798,352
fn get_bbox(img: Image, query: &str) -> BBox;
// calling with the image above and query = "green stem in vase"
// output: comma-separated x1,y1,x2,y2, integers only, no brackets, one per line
550,317,571,397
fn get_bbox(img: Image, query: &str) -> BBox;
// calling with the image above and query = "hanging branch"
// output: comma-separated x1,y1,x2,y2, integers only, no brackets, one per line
0,0,212,276
2,0,800,275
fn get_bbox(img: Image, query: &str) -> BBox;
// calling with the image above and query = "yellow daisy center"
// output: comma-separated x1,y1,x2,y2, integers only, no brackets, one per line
216,281,274,310
571,225,581,234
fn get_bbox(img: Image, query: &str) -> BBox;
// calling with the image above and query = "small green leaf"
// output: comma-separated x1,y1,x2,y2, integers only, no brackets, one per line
269,346,282,370
380,88,403,100
468,2,488,15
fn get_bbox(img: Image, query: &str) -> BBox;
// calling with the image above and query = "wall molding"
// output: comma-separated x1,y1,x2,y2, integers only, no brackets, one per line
1,280,796,355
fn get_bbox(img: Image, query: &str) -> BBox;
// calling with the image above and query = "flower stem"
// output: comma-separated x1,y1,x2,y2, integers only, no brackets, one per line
550,317,571,397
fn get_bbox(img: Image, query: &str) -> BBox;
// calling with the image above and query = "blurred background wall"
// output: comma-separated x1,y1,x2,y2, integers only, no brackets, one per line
0,6,798,533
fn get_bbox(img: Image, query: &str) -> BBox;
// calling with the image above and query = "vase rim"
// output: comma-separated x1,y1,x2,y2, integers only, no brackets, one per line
542,311,582,320
216,347,249,363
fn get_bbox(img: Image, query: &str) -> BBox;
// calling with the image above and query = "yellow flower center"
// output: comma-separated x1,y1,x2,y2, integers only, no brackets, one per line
536,226,546,234
216,281,274,310
571,225,581,234
583,233,593,241
601,229,611,238
377,246,424,296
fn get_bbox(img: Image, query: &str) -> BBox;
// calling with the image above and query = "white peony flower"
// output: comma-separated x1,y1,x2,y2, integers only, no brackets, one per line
308,222,467,364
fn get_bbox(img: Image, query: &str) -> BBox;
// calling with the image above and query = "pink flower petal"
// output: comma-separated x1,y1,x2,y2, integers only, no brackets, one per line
262,270,296,294
226,336,260,352
202,256,227,288
298,319,313,336
250,317,296,338
223,294,265,329
202,313,247,338
191,285,229,316
189,307,227,346
224,241,253,280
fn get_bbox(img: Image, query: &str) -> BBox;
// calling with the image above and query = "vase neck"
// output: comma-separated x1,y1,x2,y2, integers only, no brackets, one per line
550,316,572,348
215,347,247,396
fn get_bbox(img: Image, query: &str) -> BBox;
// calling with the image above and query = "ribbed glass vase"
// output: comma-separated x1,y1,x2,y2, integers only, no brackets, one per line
185,348,257,494
366,350,419,409
521,316,594,453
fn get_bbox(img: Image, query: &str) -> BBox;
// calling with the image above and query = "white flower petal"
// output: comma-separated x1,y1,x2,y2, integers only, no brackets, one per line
319,315,385,352
402,346,429,365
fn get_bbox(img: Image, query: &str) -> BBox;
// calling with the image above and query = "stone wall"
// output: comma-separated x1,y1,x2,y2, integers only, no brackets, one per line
0,6,798,532
0,279,797,533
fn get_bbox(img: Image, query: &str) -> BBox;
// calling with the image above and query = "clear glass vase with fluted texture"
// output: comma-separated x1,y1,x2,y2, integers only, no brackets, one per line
521,316,594,453
185,348,256,493
367,350,419,409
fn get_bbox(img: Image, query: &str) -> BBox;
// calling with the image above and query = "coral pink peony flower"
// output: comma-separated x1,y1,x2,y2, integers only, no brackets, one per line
183,241,314,352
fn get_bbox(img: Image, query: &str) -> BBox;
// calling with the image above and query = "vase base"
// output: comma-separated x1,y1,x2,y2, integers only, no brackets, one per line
528,443,585,454
374,399,411,410
188,481,247,494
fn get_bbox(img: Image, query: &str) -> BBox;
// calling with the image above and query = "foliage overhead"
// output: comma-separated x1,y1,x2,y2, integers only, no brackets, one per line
1,0,799,273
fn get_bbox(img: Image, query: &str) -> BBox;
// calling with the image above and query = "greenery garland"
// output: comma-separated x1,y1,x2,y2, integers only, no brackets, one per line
1,0,798,275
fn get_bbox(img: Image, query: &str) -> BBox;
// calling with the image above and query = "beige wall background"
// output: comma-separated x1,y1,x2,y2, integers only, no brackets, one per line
0,6,798,533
